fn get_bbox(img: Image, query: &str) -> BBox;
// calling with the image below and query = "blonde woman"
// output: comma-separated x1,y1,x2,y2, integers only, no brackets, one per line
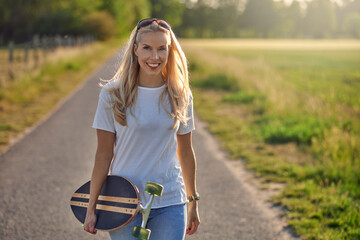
83,18,200,240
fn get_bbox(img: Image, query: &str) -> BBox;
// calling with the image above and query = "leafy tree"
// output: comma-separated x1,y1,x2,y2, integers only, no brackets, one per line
57,0,100,17
212,0,242,37
178,0,242,38
98,0,117,18
178,0,214,38
336,0,360,37
149,0,185,29
34,8,83,36
0,0,46,42
274,1,303,38
98,0,150,36
304,0,337,38
0,0,151,43
84,11,118,40
240,0,279,37
2,0,360,41
343,12,360,38
33,0,100,36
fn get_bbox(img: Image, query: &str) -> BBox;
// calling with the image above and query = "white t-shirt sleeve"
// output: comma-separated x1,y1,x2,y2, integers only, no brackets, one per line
177,92,195,135
92,88,116,133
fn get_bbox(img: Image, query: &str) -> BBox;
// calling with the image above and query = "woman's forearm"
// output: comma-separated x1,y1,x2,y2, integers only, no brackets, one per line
177,133,198,197
87,129,115,213
87,152,113,213
177,132,201,235
178,149,197,197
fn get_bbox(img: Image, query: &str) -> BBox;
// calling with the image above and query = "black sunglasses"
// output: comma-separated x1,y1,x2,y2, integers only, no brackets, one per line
137,18,171,31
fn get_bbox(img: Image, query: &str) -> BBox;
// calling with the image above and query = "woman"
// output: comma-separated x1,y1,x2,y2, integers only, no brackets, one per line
83,18,200,240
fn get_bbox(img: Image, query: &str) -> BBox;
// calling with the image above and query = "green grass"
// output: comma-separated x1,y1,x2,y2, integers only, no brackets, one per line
216,49,360,111
0,39,123,153
256,114,333,145
222,91,260,104
182,39,360,240
191,73,240,92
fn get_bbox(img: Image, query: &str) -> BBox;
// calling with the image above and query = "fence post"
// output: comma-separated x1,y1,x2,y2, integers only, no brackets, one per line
65,35,70,47
8,41,14,80
42,35,48,58
2,34,93,84
24,42,30,71
33,35,40,68
55,35,61,49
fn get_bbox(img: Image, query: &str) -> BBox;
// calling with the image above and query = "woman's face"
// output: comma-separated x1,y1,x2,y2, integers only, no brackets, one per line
134,31,170,78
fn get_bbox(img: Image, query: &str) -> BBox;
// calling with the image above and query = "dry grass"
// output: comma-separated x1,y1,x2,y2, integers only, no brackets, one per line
0,44,101,86
180,38,360,50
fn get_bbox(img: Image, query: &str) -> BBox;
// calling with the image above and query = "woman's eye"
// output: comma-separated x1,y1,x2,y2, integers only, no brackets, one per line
159,47,166,51
143,46,150,50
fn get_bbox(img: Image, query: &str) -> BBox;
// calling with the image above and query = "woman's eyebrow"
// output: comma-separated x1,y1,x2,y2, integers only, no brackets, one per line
142,43,167,48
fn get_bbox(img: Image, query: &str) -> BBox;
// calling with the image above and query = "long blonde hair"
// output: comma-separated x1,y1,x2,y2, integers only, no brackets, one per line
107,21,190,129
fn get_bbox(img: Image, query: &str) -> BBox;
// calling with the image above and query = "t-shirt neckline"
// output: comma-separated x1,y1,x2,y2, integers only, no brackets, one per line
138,84,166,91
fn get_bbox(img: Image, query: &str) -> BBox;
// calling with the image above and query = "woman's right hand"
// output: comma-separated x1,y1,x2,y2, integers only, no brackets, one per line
83,211,97,234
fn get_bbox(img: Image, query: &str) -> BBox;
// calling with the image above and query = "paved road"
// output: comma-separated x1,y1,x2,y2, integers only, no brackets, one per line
0,53,300,240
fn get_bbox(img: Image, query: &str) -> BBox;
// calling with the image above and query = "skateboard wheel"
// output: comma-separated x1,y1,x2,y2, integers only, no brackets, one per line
144,182,164,196
132,226,151,240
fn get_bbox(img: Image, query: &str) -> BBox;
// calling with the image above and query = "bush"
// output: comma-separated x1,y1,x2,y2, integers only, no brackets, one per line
84,11,117,41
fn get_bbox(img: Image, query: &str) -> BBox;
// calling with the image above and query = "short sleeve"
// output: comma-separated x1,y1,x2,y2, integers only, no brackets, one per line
177,92,195,135
92,88,116,133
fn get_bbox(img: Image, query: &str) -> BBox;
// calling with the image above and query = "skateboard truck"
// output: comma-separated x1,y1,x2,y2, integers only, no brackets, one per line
132,182,164,240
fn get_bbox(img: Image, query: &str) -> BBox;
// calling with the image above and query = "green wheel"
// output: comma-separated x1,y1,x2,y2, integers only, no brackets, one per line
132,226,151,240
144,182,164,196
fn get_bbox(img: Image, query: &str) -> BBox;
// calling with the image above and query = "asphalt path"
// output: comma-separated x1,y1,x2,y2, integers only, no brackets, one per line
0,52,301,240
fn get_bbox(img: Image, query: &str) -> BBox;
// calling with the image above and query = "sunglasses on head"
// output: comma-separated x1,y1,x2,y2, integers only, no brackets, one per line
137,18,171,31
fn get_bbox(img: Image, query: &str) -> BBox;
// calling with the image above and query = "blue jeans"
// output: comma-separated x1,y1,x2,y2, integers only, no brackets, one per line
109,204,187,240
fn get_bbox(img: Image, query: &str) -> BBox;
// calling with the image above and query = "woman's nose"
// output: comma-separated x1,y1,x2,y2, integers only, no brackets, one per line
151,50,159,59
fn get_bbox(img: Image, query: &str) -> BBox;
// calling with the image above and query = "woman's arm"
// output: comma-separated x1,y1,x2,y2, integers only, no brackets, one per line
84,129,115,234
177,132,200,235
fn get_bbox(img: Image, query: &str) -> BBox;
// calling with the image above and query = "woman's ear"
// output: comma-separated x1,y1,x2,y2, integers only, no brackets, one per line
133,44,138,56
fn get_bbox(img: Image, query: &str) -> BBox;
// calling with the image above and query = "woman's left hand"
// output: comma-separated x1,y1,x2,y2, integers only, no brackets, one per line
186,202,200,235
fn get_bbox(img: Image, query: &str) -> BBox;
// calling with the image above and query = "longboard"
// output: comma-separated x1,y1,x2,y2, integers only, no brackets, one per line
70,175,140,231
70,175,163,239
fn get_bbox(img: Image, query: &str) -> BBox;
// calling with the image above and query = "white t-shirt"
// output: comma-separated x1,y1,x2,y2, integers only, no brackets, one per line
92,81,195,208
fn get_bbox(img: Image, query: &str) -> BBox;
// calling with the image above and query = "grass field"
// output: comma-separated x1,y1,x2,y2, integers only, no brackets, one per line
180,39,360,240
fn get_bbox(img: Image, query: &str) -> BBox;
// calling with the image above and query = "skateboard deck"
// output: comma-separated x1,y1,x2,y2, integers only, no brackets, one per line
70,175,140,231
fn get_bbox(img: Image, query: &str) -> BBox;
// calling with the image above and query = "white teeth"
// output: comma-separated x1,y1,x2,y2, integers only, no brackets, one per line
148,63,160,67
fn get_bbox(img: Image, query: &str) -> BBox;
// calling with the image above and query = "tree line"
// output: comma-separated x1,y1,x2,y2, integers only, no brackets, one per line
174,0,360,38
1,0,359,44
0,0,150,44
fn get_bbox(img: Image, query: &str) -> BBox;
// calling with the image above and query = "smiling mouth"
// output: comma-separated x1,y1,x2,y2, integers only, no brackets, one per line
146,63,161,70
